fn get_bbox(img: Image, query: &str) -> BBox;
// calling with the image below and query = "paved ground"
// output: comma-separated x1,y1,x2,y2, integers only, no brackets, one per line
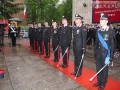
0,38,120,90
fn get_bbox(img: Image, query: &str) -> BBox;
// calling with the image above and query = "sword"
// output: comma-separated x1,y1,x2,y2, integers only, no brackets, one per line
74,54,84,79
57,47,68,67
89,62,110,82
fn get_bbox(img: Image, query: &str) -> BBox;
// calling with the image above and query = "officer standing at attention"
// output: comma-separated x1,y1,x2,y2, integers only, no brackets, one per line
59,16,72,68
93,13,115,90
37,22,44,54
43,20,51,58
51,20,60,62
71,14,87,77
28,22,32,47
9,23,17,47
33,23,38,51
30,23,34,49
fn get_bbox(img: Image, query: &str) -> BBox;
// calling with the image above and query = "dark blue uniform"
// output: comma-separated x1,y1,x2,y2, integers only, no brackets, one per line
36,27,44,54
59,25,72,67
94,27,115,87
43,26,51,57
73,25,87,75
9,26,17,46
51,27,60,61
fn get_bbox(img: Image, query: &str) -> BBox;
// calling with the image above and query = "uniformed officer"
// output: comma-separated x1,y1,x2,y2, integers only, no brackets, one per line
0,25,4,46
59,16,72,68
36,22,44,54
9,23,17,46
86,24,93,45
43,20,51,58
71,14,87,77
29,23,34,49
28,22,32,47
33,23,38,51
93,13,115,90
116,23,120,51
51,20,60,62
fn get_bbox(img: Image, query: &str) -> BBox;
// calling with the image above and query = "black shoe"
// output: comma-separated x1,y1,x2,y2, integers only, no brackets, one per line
71,72,76,75
39,52,43,55
60,64,68,68
93,82,101,87
75,73,81,77
53,59,59,62
98,86,105,90
44,56,49,58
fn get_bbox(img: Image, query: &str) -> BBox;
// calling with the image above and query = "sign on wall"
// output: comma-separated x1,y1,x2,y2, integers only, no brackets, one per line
92,0,120,23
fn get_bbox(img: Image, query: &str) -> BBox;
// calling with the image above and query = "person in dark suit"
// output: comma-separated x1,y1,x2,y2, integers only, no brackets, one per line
116,23,120,51
43,20,51,58
29,23,34,49
33,23,38,51
93,13,115,90
51,20,60,62
59,16,72,68
9,23,17,46
36,22,44,54
0,25,5,46
71,14,87,77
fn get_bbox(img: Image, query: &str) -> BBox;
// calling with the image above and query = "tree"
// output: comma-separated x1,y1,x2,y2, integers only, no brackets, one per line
63,0,72,21
26,0,72,24
0,0,23,19
26,0,59,23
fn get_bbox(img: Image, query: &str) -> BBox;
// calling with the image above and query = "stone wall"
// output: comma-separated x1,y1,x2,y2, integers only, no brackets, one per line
72,0,93,24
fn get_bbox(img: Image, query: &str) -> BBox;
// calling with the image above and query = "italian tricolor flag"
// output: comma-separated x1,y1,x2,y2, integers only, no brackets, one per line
24,5,27,19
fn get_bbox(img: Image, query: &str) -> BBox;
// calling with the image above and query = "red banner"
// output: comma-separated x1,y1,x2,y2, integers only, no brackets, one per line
92,0,120,23
0,19,8,33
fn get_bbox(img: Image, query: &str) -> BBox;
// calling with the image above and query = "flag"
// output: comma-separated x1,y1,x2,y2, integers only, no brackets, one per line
24,5,27,19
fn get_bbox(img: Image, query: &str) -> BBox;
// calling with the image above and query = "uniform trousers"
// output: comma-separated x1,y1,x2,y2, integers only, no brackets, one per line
73,50,83,74
61,46,69,65
52,44,60,60
96,57,108,86
44,41,50,56
38,40,43,53
11,36,16,46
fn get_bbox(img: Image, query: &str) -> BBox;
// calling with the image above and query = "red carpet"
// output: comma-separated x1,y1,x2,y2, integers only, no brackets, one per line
21,42,120,90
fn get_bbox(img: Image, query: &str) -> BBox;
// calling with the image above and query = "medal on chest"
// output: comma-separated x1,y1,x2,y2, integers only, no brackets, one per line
76,30,80,34
103,34,109,40
54,29,57,34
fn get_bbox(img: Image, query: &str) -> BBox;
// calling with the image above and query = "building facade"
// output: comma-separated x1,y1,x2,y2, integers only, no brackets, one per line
11,0,25,25
72,0,92,24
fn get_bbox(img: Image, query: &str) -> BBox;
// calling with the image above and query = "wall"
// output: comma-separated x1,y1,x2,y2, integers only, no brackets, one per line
72,0,92,24
11,0,26,26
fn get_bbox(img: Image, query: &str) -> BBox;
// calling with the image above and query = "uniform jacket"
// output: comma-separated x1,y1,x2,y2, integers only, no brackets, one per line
73,25,87,50
116,28,120,40
59,25,72,46
43,26,51,42
30,27,35,39
94,27,115,59
8,26,17,37
36,27,43,41
51,27,60,45
33,28,38,40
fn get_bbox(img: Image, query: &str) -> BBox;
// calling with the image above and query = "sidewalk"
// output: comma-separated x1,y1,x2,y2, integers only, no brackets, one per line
0,38,86,90
0,38,120,90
